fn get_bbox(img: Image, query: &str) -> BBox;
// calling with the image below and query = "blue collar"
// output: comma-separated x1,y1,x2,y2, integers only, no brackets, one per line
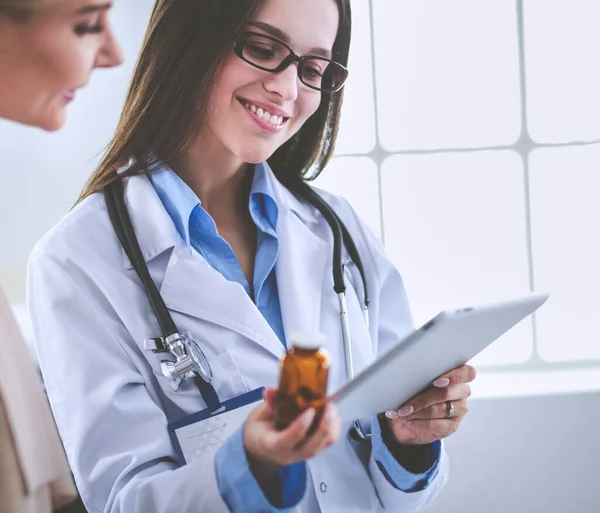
149,161,279,250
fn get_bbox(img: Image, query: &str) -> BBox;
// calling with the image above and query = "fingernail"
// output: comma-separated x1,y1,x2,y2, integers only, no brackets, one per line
385,410,399,419
302,408,316,427
397,405,415,417
433,377,450,388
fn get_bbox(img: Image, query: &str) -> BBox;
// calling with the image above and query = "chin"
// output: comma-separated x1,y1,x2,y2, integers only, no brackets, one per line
236,140,286,165
3,110,64,132
29,102,66,131
237,149,273,165
244,154,271,165
15,99,66,131
39,112,66,132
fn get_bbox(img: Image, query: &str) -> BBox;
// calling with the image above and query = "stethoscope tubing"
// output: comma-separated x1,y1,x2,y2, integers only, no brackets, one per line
105,175,372,438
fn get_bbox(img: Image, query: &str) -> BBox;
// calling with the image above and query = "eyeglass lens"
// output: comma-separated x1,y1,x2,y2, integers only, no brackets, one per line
240,33,346,92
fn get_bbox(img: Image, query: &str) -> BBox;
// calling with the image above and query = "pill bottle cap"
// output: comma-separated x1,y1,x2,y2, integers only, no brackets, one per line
289,332,325,350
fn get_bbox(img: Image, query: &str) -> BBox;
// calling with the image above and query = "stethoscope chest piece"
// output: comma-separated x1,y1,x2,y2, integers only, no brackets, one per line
159,332,213,391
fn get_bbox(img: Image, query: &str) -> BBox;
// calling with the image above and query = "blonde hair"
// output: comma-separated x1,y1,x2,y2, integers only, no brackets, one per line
0,0,45,19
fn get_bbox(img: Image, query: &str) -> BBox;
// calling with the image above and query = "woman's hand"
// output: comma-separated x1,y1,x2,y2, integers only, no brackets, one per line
243,389,341,485
383,365,476,446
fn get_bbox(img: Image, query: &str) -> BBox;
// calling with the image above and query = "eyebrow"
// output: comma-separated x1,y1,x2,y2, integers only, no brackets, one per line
248,21,333,59
77,2,112,15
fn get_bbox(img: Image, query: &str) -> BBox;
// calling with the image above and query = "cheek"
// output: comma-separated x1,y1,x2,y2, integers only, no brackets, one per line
209,59,256,125
34,31,96,93
214,54,249,103
305,94,323,119
293,92,323,129
47,48,92,89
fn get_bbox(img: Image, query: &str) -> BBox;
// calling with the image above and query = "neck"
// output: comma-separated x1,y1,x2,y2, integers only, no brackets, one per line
172,138,253,224
172,131,259,289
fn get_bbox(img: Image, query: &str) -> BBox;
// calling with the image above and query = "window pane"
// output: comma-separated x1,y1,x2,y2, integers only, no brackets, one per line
373,0,521,151
334,0,376,155
314,157,382,239
530,145,600,362
381,151,532,366
525,0,600,143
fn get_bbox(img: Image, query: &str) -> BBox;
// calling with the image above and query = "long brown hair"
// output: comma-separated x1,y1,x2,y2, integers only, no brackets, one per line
79,0,351,202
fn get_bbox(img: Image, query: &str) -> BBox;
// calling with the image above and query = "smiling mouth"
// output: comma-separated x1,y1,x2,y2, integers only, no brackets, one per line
237,98,290,127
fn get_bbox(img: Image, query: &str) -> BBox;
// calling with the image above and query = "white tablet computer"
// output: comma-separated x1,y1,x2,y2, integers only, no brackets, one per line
331,292,549,422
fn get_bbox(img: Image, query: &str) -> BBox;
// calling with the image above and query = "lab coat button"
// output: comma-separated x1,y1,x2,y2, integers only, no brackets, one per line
320,482,327,493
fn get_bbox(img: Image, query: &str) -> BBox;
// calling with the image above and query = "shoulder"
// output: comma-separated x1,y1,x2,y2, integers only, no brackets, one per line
313,186,383,251
311,186,393,284
29,190,113,267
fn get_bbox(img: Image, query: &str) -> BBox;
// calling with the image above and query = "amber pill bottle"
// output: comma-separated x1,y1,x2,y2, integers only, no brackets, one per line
274,333,330,431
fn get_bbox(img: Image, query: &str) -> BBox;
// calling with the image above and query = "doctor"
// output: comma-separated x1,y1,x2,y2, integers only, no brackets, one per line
27,0,475,512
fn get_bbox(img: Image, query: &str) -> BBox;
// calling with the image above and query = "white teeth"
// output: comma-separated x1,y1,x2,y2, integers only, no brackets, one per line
244,101,285,125
267,115,283,126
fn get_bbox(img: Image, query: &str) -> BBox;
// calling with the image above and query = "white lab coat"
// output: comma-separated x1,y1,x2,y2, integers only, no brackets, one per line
27,168,448,513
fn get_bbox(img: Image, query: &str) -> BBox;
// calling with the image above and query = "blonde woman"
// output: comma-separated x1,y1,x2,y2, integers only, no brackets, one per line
0,1,122,511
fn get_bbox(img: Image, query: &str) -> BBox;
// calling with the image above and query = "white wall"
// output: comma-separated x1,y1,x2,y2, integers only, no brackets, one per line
425,392,600,513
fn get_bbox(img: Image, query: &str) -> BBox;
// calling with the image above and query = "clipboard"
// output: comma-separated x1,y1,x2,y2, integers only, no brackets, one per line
168,387,265,464
331,292,549,422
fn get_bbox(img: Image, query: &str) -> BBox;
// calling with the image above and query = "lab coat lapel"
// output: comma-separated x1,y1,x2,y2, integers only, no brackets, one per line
272,182,329,344
123,173,284,359
159,245,284,358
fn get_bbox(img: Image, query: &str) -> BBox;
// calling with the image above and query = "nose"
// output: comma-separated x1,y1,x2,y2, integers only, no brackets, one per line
263,62,299,101
94,29,124,69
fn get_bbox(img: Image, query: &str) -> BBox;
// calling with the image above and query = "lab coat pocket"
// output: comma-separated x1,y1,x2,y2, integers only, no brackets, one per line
212,350,249,397
147,347,249,415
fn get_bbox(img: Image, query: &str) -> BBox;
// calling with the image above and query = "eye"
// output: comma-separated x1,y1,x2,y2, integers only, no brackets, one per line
244,42,277,61
302,64,324,82
74,18,104,36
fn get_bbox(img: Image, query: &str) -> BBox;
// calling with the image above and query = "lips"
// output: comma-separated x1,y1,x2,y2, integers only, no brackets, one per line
62,89,77,104
240,101,285,126
237,97,292,122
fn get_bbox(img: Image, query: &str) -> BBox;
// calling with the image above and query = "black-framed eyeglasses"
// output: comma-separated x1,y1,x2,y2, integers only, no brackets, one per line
233,31,349,94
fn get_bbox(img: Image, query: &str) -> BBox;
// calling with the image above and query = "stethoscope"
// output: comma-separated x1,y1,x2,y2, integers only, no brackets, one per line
104,175,372,440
